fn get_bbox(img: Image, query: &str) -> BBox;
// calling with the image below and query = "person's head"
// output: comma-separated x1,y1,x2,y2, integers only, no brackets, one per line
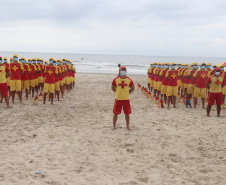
28,59,32,65
57,59,61,66
200,63,206,70
10,58,13,63
220,65,224,71
157,62,161,68
40,59,43,64
178,63,182,68
62,59,66,64
21,57,25,65
44,61,48,66
193,63,198,70
171,63,176,70
49,57,54,66
165,63,170,69
53,60,57,66
184,64,188,69
118,64,121,68
120,66,127,77
37,58,40,64
32,58,36,64
3,57,7,63
213,65,216,71
13,54,18,63
207,63,211,69
215,67,221,76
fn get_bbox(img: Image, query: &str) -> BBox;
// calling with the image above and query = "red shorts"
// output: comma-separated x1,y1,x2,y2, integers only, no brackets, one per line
0,83,8,98
113,99,132,115
208,92,223,106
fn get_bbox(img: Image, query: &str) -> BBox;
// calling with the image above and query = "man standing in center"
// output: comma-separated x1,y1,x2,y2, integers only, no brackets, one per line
111,66,135,130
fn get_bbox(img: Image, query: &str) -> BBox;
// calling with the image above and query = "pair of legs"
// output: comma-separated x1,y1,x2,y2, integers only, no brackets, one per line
207,105,221,117
194,97,205,109
11,91,22,103
44,93,54,104
1,95,10,108
113,114,130,130
161,94,167,104
167,96,176,108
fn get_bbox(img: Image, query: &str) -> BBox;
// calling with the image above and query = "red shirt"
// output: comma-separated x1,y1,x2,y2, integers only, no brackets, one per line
21,64,30,81
59,66,64,81
193,70,209,88
38,64,43,77
151,68,155,80
165,70,178,86
28,64,36,80
189,70,196,84
9,63,24,80
44,66,58,84
34,64,39,78
160,69,168,86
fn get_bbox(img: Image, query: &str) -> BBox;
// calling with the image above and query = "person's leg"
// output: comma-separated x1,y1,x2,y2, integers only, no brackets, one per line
202,98,206,109
4,95,9,108
173,96,176,108
207,105,211,116
148,83,150,90
50,93,53,104
164,94,167,104
11,91,15,103
223,95,225,105
25,89,28,100
168,96,171,108
18,91,22,103
32,87,34,97
194,97,197,108
57,91,60,101
113,114,118,130
217,105,221,117
43,93,47,104
125,114,130,130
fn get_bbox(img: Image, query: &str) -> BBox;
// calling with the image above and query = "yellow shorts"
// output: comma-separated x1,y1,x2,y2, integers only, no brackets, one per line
222,86,226,95
35,78,39,86
161,85,167,95
10,80,21,91
167,86,178,96
59,80,64,86
180,82,184,90
55,82,60,91
157,81,162,91
184,83,188,89
65,77,70,85
194,87,206,98
150,80,154,88
63,78,65,84
6,77,10,86
29,79,35,88
73,77,75,81
70,77,73,83
38,76,44,83
21,80,29,89
148,78,151,84
44,83,54,93
177,80,181,87
187,84,195,95
154,81,158,89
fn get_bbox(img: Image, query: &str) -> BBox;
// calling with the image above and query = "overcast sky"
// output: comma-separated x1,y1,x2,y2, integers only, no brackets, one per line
0,0,226,57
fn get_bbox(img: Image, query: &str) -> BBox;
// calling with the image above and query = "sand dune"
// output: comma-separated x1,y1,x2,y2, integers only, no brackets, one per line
0,73,226,185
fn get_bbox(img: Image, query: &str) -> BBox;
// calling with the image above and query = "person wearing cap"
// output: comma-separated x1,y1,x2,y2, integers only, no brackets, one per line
54,60,61,101
156,63,164,99
182,64,189,98
150,63,156,92
3,57,11,93
179,64,186,98
0,57,11,108
32,58,41,95
187,63,198,103
37,58,44,91
10,58,13,63
111,66,134,130
211,65,216,76
20,57,31,100
43,58,58,104
153,63,161,98
28,58,37,98
147,64,152,90
177,63,182,93
206,63,212,73
71,63,76,88
193,63,210,109
206,67,225,117
9,54,24,103
64,59,71,92
58,60,65,97
159,63,169,103
165,63,179,108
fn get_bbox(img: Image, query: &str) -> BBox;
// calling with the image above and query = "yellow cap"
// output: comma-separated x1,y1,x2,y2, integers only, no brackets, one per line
28,58,32,61
184,64,188,66
193,62,198,65
220,65,224,68
178,63,181,65
201,62,206,65
37,58,40,60
13,54,18,57
171,62,176,65
207,63,211,66
32,58,36,61
44,61,48,63
165,62,170,65
21,57,25,60
161,63,165,65
49,57,53,60
157,62,161,65
4,57,7,60
10,58,13,61
40,59,43,61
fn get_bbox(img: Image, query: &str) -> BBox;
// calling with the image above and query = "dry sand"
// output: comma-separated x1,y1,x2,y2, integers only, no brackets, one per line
0,73,226,185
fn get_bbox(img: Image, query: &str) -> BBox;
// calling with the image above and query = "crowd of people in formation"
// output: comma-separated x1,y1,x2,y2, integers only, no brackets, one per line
0,54,76,108
143,62,226,116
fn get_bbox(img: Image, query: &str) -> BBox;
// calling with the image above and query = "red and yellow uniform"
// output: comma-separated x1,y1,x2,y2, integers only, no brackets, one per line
187,69,196,95
34,64,40,86
193,69,209,98
160,68,168,95
0,65,10,97
4,62,10,87
112,76,134,114
9,62,24,91
150,66,155,88
44,65,58,93
59,64,65,86
177,67,182,87
21,64,31,90
65,63,71,85
165,69,178,96
38,63,44,83
206,75,225,105
28,64,37,88
54,66,61,91
147,66,152,84
179,67,186,90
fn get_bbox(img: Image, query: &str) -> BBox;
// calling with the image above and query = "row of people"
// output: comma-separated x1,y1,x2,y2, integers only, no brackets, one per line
146,63,226,116
0,54,76,107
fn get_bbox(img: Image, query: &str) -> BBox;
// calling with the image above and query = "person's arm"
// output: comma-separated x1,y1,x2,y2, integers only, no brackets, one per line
129,85,135,93
206,82,210,89
6,71,12,78
20,69,24,76
111,85,116,92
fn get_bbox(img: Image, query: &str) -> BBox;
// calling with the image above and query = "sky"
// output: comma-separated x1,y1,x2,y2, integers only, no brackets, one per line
0,0,226,57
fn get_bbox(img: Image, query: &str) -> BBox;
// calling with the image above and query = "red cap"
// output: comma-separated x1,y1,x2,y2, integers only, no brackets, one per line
120,66,127,70
215,67,221,71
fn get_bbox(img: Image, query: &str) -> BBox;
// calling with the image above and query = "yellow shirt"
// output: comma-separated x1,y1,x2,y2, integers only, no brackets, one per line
207,76,224,93
0,65,9,83
112,76,134,100
147,67,152,74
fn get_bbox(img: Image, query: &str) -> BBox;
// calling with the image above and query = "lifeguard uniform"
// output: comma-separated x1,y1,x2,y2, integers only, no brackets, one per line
177,67,182,87
180,68,186,90
4,61,10,87
59,64,65,87
147,67,152,85
150,67,155,88
44,65,58,93
28,64,37,88
112,76,134,114
21,64,30,90
38,63,44,84
54,65,61,92
160,68,168,95
187,69,196,95
193,69,209,99
165,69,178,96
207,75,225,105
34,64,40,86
65,63,71,85
157,68,163,91
0,65,10,97
9,62,24,91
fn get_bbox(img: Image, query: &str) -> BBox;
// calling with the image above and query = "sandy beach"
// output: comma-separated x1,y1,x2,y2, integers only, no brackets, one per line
1,73,226,185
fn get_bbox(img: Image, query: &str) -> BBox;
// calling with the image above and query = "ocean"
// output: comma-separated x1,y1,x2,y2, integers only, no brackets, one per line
1,51,225,75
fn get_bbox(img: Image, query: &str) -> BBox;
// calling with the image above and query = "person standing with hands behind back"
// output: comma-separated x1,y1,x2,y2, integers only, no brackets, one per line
111,66,135,130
